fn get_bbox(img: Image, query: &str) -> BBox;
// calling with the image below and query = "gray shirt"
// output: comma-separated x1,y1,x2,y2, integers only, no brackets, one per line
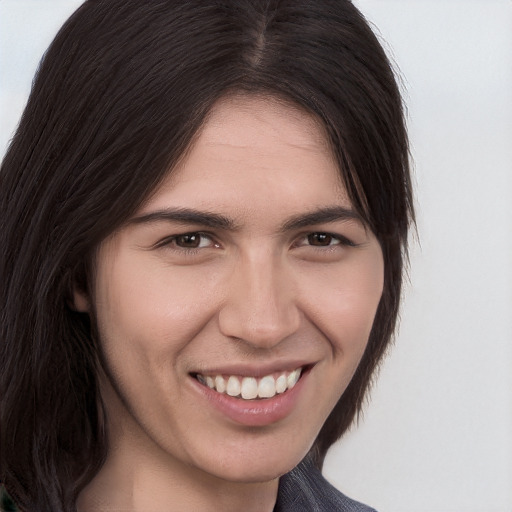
275,457,377,512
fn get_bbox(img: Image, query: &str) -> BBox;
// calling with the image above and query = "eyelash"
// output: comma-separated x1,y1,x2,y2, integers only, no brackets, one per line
155,231,357,254
293,232,357,249
154,232,218,253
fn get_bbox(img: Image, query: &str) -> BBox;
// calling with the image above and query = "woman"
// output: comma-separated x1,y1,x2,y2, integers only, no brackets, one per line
0,1,413,511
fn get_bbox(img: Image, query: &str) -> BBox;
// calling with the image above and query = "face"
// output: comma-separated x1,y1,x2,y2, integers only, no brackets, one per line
76,95,384,485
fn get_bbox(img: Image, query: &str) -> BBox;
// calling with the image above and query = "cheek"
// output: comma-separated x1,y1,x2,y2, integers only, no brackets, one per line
300,251,384,358
303,253,384,417
93,251,223,362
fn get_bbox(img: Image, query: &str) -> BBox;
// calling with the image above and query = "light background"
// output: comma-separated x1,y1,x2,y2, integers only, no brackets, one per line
1,1,511,511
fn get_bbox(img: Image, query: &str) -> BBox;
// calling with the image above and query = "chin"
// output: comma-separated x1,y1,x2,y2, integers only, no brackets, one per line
211,460,296,484
194,437,313,484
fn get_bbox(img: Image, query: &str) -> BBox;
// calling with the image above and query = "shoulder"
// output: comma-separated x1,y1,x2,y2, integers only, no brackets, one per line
275,457,377,512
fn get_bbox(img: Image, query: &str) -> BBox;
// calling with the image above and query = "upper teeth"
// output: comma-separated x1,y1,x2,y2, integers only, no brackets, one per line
197,368,302,400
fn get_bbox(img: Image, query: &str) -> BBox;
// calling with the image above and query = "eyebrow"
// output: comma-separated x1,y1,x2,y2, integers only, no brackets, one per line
280,206,362,231
128,205,362,232
129,208,237,230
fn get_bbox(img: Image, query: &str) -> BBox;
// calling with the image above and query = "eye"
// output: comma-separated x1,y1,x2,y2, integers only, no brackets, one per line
294,231,356,248
306,233,341,247
174,233,214,249
155,232,219,251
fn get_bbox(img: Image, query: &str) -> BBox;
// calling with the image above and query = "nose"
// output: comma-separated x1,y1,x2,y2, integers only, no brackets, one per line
218,251,301,349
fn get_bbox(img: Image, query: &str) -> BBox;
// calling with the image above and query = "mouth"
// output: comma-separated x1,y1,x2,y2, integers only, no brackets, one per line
191,366,309,401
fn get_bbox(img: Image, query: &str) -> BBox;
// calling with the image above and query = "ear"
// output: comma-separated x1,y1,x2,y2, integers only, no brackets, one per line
66,262,92,313
70,285,91,313
72,287,91,312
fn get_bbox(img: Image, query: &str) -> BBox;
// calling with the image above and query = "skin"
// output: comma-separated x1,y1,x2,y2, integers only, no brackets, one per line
75,95,384,512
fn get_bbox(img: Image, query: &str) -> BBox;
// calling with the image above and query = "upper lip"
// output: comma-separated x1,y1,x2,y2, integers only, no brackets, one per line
191,360,316,378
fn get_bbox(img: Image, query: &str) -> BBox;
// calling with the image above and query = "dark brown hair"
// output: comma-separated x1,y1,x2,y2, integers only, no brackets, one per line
0,1,413,510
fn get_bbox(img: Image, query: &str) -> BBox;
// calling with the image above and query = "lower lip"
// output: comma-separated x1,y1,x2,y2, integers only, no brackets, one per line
189,370,309,427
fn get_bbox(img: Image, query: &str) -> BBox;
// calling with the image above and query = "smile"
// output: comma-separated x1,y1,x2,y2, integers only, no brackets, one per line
195,368,303,400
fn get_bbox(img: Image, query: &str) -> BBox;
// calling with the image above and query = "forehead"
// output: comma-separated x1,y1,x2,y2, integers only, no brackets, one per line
200,94,332,153
138,95,348,218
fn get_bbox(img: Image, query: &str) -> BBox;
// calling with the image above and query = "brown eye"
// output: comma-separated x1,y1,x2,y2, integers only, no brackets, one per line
156,232,219,252
175,233,204,248
307,233,338,246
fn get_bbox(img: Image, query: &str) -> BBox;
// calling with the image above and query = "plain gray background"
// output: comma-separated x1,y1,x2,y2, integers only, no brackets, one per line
1,1,511,511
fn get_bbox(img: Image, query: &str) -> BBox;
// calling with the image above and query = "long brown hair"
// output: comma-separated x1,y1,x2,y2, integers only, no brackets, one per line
0,1,413,510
